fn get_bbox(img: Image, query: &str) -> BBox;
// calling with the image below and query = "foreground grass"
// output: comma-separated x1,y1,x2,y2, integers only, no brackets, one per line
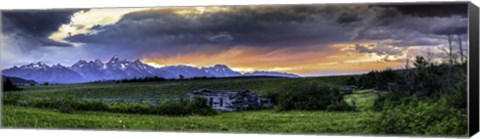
3,105,377,134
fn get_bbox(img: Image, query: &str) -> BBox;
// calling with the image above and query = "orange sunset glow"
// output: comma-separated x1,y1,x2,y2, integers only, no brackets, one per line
141,44,408,76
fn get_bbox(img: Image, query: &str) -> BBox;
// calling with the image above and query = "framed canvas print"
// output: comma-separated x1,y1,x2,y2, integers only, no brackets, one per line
1,1,479,138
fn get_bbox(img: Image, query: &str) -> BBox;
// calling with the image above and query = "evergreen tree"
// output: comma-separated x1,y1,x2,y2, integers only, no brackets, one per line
3,78,19,91
345,77,357,86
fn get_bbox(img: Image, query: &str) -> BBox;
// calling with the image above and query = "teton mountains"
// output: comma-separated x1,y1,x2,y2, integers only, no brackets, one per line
2,56,299,83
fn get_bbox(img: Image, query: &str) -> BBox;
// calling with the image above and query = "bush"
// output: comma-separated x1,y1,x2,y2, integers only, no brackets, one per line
372,90,410,111
187,97,217,115
76,100,109,111
262,91,281,105
369,96,467,136
157,101,186,115
3,95,217,116
276,82,355,111
445,78,467,109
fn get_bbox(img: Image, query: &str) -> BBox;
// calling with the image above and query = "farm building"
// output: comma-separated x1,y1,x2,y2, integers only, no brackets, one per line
188,89,273,111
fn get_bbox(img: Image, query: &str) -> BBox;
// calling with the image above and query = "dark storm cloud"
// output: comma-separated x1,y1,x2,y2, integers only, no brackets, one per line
352,5,467,42
38,38,74,47
206,32,234,42
386,38,441,47
2,9,81,48
336,12,362,25
66,6,352,58
378,3,468,17
2,10,79,37
430,25,468,35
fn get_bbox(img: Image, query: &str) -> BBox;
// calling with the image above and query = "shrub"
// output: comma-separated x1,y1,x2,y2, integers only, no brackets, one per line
369,96,467,136
262,91,281,105
445,79,467,109
75,100,109,111
4,95,217,116
152,97,216,116
187,97,217,115
276,82,355,111
372,90,410,111
157,101,189,115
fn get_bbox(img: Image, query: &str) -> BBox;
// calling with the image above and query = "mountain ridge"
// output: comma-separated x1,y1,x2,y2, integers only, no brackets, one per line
3,56,300,83
2,75,38,85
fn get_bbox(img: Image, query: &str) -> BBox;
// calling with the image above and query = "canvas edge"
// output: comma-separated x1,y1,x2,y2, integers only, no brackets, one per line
0,10,4,128
468,1,479,137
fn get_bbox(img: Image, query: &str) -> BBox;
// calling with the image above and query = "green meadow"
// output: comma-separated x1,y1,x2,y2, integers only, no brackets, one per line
1,69,468,136
3,105,376,134
2,76,382,134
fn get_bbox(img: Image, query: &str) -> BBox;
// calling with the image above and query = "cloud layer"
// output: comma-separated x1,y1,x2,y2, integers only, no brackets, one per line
1,3,469,75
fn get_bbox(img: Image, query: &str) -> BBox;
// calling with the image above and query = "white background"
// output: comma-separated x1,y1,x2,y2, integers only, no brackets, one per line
0,0,479,139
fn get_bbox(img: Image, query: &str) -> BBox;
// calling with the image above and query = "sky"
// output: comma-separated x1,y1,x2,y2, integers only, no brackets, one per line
1,3,469,76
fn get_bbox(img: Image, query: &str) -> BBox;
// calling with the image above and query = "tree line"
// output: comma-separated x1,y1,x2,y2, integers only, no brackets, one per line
352,34,469,135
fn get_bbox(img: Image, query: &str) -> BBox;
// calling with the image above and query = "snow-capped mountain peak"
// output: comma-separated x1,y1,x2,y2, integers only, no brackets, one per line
52,63,65,68
94,59,103,64
72,60,87,66
108,55,120,64
201,64,241,77
37,61,47,65
21,62,50,69
3,56,300,83
133,59,142,63
4,61,83,83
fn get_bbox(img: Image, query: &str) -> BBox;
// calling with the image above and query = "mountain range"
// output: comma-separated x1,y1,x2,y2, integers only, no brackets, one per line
2,56,300,83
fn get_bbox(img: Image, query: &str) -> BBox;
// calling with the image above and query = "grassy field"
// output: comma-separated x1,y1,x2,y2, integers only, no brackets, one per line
2,76,383,134
10,76,351,101
3,105,377,134
343,89,382,111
